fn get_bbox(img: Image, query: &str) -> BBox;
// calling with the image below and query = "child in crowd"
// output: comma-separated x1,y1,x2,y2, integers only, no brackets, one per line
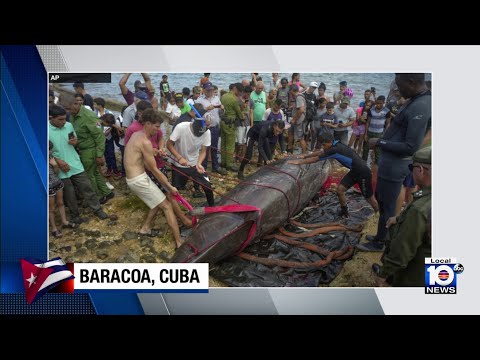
160,74,170,98
49,141,76,238
349,100,373,154
100,113,124,177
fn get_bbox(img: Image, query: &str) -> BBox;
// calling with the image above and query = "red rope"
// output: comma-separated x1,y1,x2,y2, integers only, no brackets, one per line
172,193,198,226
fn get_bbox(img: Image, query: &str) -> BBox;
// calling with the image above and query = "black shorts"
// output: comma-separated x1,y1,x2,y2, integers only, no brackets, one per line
49,181,64,197
147,167,169,193
340,168,373,199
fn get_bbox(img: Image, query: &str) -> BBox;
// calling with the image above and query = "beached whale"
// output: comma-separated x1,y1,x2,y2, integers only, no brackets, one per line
171,158,330,264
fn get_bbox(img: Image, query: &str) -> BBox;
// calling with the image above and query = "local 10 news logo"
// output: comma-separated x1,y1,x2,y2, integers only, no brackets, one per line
425,258,464,294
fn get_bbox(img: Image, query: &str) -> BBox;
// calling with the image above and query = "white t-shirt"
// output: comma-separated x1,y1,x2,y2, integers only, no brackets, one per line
166,103,181,120
169,122,211,168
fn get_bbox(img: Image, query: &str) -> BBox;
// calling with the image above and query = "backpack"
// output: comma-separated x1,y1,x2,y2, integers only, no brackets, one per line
297,93,316,121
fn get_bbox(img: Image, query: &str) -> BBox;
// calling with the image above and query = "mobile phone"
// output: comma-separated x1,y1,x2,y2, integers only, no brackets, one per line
68,132,75,139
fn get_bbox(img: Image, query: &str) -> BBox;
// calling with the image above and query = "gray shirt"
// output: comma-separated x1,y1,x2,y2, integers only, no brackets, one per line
333,105,356,132
293,94,306,124
122,103,136,128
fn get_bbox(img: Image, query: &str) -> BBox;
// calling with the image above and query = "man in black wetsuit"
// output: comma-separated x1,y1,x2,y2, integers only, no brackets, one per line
289,132,378,218
237,120,286,180
360,73,431,251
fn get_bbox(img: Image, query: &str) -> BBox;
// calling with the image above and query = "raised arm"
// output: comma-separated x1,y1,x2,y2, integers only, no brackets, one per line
119,73,132,95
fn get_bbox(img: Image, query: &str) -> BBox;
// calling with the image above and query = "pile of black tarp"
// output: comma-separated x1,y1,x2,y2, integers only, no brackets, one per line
210,189,374,287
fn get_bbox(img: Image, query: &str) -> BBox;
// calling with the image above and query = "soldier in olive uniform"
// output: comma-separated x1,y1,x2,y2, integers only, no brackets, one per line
371,146,431,287
220,83,244,172
69,99,114,204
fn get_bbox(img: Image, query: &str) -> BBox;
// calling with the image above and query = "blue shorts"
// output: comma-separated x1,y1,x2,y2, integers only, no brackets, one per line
403,172,416,188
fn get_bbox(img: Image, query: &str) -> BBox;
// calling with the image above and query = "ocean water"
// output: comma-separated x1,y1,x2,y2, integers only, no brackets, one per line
64,73,400,108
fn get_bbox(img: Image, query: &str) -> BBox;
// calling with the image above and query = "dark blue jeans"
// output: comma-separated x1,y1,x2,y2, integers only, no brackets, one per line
202,125,220,170
115,140,125,174
105,138,118,171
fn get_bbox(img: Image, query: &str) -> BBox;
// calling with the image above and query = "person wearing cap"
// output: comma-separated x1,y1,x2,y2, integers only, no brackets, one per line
196,81,226,175
199,73,210,88
174,93,196,119
334,81,348,105
362,74,431,252
368,146,431,287
288,131,379,218
73,82,95,111
333,97,356,145
167,118,215,207
303,82,318,138
121,90,152,131
118,73,158,109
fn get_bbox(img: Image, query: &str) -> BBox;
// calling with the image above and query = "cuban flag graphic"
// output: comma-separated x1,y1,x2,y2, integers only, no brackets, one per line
20,257,75,304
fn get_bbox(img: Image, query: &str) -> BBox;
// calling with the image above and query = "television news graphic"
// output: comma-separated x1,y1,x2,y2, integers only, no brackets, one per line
74,263,209,291
20,257,74,304
425,258,464,294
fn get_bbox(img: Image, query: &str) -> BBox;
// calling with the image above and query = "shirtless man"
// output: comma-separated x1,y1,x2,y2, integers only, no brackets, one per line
124,108,183,248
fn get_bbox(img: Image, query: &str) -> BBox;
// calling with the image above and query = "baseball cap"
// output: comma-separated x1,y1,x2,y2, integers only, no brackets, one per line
341,97,350,104
134,80,147,90
203,81,214,90
309,81,318,88
175,93,184,102
134,90,149,102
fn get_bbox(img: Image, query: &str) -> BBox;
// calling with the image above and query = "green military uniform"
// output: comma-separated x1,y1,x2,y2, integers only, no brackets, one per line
378,146,432,286
220,92,243,169
71,105,111,198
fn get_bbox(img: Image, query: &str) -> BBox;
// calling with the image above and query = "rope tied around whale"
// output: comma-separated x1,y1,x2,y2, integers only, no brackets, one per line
209,145,302,217
179,204,262,263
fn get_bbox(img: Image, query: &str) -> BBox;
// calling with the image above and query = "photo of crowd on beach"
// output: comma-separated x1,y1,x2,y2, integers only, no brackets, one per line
48,72,431,287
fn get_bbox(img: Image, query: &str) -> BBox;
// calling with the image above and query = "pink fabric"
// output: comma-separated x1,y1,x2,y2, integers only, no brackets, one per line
124,120,165,168
353,124,366,136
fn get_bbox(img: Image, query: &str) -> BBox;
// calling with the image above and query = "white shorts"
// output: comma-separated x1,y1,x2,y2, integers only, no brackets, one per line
126,172,166,209
236,125,250,145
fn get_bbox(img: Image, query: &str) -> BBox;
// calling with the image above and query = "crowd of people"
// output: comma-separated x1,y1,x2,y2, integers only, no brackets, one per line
48,72,431,286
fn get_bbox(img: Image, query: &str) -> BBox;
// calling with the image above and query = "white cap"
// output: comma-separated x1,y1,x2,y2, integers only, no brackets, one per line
309,81,319,88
